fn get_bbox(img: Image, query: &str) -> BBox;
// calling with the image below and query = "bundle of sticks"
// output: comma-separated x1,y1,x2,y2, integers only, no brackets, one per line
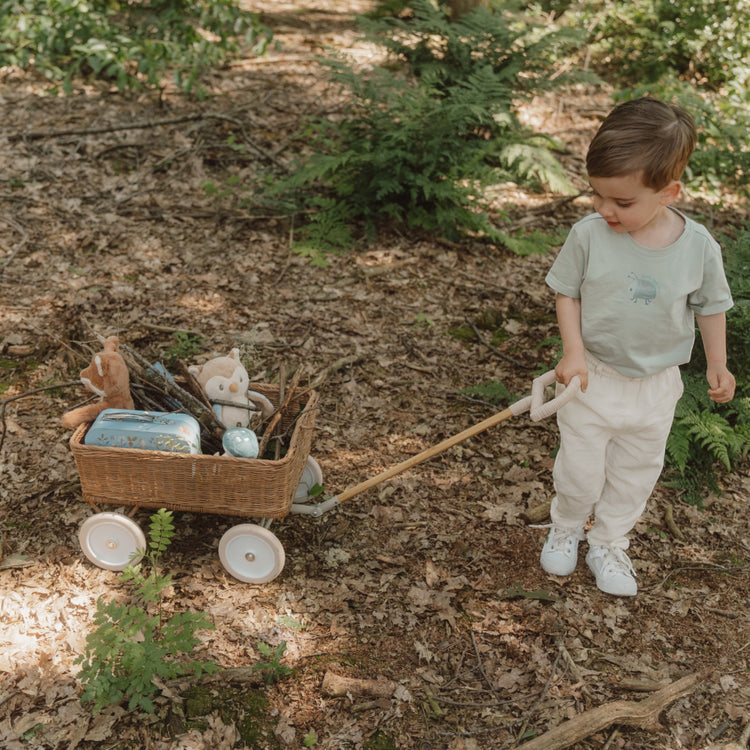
118,343,303,459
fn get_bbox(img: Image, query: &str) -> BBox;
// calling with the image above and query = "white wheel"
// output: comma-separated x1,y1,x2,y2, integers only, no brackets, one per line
294,455,324,502
79,513,146,571
218,524,285,583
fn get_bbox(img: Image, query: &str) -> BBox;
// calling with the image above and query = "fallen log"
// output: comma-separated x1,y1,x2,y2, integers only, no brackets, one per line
517,671,706,750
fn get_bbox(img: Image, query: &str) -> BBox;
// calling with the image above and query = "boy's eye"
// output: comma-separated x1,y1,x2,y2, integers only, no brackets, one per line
617,202,633,208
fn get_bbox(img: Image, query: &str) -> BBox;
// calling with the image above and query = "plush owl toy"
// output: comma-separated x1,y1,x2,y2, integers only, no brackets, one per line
188,349,273,429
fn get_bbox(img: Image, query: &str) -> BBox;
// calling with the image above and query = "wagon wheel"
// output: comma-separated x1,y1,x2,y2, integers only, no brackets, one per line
294,455,324,503
218,524,285,583
79,512,146,571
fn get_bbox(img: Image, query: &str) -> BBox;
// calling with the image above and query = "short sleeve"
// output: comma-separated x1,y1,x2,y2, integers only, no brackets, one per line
689,235,733,316
545,224,588,299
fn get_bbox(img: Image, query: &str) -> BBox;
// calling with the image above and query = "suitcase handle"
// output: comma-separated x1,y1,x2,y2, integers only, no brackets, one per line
100,411,173,424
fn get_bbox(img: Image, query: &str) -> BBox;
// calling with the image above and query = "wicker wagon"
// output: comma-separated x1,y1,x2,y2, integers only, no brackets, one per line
69,384,320,583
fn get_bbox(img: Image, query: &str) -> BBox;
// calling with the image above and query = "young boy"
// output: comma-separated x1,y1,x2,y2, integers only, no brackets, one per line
541,97,735,596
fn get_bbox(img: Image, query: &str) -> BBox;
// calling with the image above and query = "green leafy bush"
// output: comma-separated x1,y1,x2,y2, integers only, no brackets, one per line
665,228,750,502
0,0,271,94
561,0,750,90
266,0,582,261
610,80,750,197
75,509,216,713
537,1,750,195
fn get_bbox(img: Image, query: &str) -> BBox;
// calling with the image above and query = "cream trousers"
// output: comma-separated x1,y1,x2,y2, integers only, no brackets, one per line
550,353,684,549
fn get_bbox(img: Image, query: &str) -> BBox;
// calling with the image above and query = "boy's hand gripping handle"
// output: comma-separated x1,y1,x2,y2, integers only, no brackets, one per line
509,369,581,421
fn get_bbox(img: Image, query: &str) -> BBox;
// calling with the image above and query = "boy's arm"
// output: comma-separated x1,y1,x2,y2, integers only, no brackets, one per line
696,312,735,403
555,293,589,391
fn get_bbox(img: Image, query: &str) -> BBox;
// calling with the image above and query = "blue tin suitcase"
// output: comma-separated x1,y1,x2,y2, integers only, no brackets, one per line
84,409,202,454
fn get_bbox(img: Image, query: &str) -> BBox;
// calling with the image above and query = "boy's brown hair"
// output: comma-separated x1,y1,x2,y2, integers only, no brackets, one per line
586,97,697,191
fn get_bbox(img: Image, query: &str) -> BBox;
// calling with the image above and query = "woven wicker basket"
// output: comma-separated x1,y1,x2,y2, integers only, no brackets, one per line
70,385,318,519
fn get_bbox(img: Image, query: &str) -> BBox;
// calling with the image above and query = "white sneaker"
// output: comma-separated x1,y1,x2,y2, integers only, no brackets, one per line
586,545,637,596
539,524,585,576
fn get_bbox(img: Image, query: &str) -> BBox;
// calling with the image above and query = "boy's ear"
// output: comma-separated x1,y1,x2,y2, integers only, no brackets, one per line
660,180,682,205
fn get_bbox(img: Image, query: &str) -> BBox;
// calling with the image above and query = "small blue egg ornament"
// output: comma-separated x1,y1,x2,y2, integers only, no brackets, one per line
222,427,259,458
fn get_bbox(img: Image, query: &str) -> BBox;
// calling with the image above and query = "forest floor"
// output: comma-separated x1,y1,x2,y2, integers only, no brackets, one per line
1,1,750,749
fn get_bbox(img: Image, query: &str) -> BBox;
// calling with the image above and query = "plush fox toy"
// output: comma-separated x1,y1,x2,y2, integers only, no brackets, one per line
62,336,134,429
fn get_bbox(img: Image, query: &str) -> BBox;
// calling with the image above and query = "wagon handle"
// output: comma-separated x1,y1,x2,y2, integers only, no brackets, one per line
294,371,580,515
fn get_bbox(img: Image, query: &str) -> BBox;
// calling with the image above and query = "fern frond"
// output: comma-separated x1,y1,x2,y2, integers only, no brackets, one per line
681,410,739,472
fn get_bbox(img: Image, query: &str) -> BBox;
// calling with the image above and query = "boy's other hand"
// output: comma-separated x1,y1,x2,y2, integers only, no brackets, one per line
706,363,736,403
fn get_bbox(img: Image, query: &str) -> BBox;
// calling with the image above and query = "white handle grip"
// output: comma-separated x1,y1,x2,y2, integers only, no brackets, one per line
528,370,580,421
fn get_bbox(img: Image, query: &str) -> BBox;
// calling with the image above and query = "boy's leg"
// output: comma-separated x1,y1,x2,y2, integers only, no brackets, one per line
586,365,683,548
584,365,683,596
541,381,610,576
551,378,610,528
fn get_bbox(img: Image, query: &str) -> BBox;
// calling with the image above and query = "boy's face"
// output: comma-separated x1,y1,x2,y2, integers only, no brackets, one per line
589,172,680,238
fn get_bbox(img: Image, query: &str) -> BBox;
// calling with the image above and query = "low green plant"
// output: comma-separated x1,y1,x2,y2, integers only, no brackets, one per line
75,509,216,713
664,227,750,503
460,380,514,406
252,640,293,684
162,330,206,368
0,0,271,95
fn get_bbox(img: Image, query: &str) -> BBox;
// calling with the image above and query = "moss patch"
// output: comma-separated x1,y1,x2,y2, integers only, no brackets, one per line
183,684,281,748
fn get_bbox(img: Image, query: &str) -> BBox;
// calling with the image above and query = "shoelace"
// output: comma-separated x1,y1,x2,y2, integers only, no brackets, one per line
597,547,637,578
532,523,585,551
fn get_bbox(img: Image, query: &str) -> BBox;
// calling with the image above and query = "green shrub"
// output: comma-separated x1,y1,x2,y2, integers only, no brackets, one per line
75,509,216,713
538,1,750,195
665,227,750,503
611,80,750,197
265,0,582,261
0,0,271,94
561,0,750,90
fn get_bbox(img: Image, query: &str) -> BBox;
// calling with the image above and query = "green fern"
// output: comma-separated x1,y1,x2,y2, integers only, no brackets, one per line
664,226,750,501
267,0,582,259
460,380,514,406
75,509,216,713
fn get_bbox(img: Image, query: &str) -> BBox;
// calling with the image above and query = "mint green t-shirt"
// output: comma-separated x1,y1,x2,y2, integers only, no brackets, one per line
545,210,733,378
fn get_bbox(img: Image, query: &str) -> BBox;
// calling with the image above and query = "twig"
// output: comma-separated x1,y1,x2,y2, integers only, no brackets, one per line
12,112,285,169
656,563,736,589
120,344,226,441
12,113,202,140
514,650,564,743
664,503,685,540
321,671,398,698
464,317,532,369
275,365,286,460
511,671,705,750
470,632,498,697
1,382,80,453
257,369,302,458
0,215,29,273
555,635,592,697
309,353,366,390
141,321,205,337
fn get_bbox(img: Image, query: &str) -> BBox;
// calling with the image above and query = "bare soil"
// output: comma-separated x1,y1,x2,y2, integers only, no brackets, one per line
1,2,749,749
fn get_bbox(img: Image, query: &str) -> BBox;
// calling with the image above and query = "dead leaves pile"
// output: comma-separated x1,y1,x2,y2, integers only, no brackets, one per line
1,0,750,747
